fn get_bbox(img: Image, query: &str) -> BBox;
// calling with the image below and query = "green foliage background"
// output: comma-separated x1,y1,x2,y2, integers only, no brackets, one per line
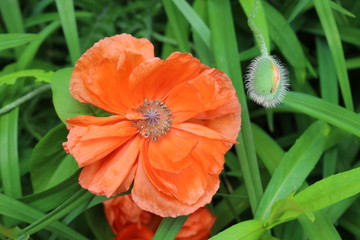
0,0,359,239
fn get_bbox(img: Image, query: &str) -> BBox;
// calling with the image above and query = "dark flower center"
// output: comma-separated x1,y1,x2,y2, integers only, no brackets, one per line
134,99,172,141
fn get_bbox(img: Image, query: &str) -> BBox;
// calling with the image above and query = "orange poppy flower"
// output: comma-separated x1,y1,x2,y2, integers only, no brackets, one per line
104,195,216,240
63,34,241,217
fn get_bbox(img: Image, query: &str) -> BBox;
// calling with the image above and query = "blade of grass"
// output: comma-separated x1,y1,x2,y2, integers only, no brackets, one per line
208,0,263,213
210,219,266,240
153,216,188,240
0,193,88,240
22,189,92,236
287,0,312,22
316,37,339,179
346,57,360,70
0,109,22,198
314,0,354,111
161,0,190,52
283,92,360,137
25,12,92,28
251,123,284,174
252,124,342,239
55,0,81,64
17,21,61,70
0,34,40,51
317,38,338,104
255,121,330,221
0,0,24,56
171,0,211,49
192,0,214,66
0,84,51,116
298,211,342,240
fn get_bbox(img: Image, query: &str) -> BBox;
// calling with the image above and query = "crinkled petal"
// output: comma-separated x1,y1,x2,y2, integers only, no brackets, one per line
129,52,209,106
64,116,137,167
79,136,141,197
66,115,126,128
132,153,220,217
147,129,198,173
71,34,154,114
174,122,238,144
164,68,240,123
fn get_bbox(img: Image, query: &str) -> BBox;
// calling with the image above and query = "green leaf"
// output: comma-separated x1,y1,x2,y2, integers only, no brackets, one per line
265,196,315,229
210,219,266,240
0,193,88,240
0,69,54,86
55,0,81,64
17,21,61,70
0,34,40,51
22,189,92,236
0,109,22,198
85,205,115,240
51,68,95,123
255,121,330,221
251,123,284,174
172,0,211,49
270,167,360,225
30,124,78,192
293,167,360,213
314,0,353,110
208,0,263,214
316,38,338,104
0,0,24,56
329,1,356,18
153,216,188,240
161,0,190,52
283,92,360,138
20,174,80,212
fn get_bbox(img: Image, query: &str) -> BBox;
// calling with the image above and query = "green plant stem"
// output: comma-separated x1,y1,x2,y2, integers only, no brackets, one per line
208,0,263,214
0,84,51,116
21,189,92,236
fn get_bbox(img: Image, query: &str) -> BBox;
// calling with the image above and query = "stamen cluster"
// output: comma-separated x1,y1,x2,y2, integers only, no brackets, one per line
133,98,172,141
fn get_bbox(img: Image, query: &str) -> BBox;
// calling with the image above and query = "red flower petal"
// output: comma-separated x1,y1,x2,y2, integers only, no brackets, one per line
64,117,137,167
79,136,142,197
132,156,219,217
128,52,209,105
71,34,154,114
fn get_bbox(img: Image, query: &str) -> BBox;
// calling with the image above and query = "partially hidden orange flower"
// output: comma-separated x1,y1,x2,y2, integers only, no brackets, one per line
63,34,241,217
104,195,216,240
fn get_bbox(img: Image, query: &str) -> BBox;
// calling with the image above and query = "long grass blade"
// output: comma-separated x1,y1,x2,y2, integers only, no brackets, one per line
55,0,81,64
313,0,354,110
255,121,330,221
161,0,190,52
283,92,360,137
153,216,188,240
171,0,211,49
0,34,40,51
208,0,263,213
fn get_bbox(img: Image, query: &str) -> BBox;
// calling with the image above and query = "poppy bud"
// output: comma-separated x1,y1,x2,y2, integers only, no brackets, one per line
245,55,288,108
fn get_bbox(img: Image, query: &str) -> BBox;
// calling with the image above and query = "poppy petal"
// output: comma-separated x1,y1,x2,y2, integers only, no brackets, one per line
132,154,220,217
79,136,141,197
147,129,198,173
71,34,154,114
174,122,238,144
129,52,209,105
64,117,137,167
114,224,154,240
